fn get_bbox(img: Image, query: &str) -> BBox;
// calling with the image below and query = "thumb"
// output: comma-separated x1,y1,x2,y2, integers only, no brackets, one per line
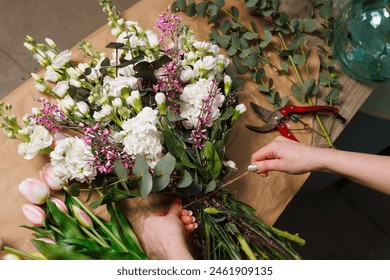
168,197,182,217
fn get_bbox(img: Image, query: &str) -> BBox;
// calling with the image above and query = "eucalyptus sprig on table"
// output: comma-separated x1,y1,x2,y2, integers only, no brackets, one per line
172,0,342,147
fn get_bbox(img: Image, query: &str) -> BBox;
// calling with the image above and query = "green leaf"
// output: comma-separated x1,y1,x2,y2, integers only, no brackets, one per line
231,6,239,19
214,0,225,8
32,240,92,260
176,0,187,11
133,155,153,197
152,153,176,192
105,42,125,49
291,82,306,102
162,129,196,169
226,46,238,56
250,21,259,33
205,180,217,194
319,1,334,19
196,2,208,17
293,54,306,65
216,34,231,48
46,199,84,240
203,141,222,180
114,160,128,182
187,2,196,16
243,32,258,40
324,88,340,104
303,78,319,96
246,0,258,8
303,19,317,33
259,30,272,48
220,20,232,34
177,170,193,189
66,182,80,197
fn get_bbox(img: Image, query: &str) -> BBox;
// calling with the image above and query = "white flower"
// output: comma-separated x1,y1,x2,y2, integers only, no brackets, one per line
93,104,112,122
44,66,60,82
50,137,96,183
155,92,166,105
145,30,159,48
180,67,195,82
34,83,46,93
201,56,217,70
112,97,123,108
75,101,89,116
235,103,247,114
223,160,237,169
53,80,69,98
52,49,72,68
118,107,163,168
45,38,56,48
58,94,75,111
18,125,53,160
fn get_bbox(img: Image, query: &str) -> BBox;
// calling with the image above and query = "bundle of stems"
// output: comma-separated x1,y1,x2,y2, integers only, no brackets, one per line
191,190,305,260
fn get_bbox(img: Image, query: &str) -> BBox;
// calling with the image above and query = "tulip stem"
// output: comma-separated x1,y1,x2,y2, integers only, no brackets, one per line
2,246,44,260
71,196,128,252
80,226,110,248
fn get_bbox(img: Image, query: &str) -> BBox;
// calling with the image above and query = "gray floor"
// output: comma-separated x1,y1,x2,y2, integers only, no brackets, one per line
0,0,138,99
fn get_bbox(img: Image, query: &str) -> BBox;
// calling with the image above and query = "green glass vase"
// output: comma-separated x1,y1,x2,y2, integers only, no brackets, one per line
333,0,390,84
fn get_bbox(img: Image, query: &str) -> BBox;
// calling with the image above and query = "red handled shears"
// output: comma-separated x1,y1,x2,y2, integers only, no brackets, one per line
246,102,346,142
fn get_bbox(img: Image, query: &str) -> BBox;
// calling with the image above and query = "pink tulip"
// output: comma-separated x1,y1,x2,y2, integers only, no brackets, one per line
72,205,93,230
39,163,63,191
22,204,46,227
19,178,50,205
50,197,68,213
36,238,56,244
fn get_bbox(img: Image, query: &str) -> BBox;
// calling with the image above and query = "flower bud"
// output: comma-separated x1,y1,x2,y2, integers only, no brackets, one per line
19,178,50,205
232,103,246,122
223,75,232,95
45,38,57,48
155,92,167,115
39,163,63,191
23,42,35,52
72,205,93,230
0,251,22,260
25,35,35,44
76,101,90,116
31,73,44,83
49,197,68,213
112,97,123,108
22,204,46,227
36,237,56,244
204,207,220,215
223,160,237,169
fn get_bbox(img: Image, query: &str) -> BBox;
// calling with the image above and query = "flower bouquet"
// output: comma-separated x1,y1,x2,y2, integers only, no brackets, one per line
0,0,304,260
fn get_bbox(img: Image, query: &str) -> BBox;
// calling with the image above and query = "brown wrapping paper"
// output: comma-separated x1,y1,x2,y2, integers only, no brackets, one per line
0,0,317,254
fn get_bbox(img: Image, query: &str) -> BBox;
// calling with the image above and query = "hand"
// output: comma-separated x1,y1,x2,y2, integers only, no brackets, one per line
139,198,195,260
249,136,321,177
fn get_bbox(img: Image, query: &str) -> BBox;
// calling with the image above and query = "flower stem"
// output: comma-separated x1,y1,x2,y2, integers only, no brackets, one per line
2,246,44,260
70,195,128,252
271,226,306,246
236,233,257,260
80,226,110,248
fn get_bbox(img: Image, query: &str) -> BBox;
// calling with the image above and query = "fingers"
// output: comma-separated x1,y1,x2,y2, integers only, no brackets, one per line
167,197,182,216
180,209,198,233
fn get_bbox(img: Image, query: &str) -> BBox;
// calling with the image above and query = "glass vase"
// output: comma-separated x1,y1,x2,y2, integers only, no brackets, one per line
333,0,390,84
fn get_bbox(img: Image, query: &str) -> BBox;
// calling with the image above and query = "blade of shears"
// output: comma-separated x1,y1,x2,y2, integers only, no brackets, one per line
246,122,279,132
249,102,274,122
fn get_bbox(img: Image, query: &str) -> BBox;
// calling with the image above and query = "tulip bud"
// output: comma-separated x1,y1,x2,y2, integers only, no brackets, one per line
0,251,22,260
22,204,46,227
39,163,63,191
19,178,50,205
36,238,56,244
72,205,94,230
50,197,68,213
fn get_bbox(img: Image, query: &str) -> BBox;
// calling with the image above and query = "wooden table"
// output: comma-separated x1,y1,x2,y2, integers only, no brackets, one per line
0,0,373,254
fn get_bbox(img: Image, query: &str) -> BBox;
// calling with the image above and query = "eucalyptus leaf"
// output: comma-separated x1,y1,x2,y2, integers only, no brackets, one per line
133,154,153,197
176,0,187,11
291,82,306,102
152,153,176,192
324,88,340,103
231,6,239,19
187,2,196,16
205,180,217,194
220,20,232,34
243,32,258,40
114,160,128,182
66,182,80,197
303,19,317,33
214,0,225,8
293,54,306,65
176,170,193,188
216,34,231,48
196,2,208,17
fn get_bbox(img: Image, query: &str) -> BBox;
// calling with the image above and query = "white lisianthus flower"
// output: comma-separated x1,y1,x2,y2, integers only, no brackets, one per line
52,49,72,68
112,97,123,108
17,125,53,160
145,30,159,48
155,92,166,105
45,38,57,48
69,78,81,88
223,160,237,170
34,83,46,93
50,137,96,183
44,66,61,82
93,104,113,123
235,103,247,114
201,56,217,70
180,66,195,82
75,101,89,117
53,80,69,98
58,94,75,112
118,107,163,168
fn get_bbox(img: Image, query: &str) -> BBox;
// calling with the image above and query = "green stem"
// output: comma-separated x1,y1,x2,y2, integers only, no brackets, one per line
236,233,257,260
70,195,128,252
3,246,44,260
271,226,306,246
80,226,110,248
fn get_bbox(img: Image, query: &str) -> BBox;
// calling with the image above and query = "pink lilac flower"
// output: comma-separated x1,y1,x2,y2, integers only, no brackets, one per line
31,99,66,134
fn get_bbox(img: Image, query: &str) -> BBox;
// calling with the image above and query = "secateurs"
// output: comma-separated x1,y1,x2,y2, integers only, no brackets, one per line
246,102,347,142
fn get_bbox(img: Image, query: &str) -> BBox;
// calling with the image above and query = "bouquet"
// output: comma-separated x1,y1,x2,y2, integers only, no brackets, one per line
0,0,304,260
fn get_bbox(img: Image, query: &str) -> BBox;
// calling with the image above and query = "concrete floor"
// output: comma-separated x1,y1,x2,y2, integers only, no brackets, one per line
0,0,138,99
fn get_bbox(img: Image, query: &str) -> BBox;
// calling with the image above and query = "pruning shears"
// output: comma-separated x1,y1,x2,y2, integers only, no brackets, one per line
246,102,347,142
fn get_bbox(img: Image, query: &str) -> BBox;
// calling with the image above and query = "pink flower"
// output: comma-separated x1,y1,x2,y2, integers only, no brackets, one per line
40,163,63,190
72,205,93,230
36,238,56,244
50,197,68,213
19,178,50,205
22,204,46,227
